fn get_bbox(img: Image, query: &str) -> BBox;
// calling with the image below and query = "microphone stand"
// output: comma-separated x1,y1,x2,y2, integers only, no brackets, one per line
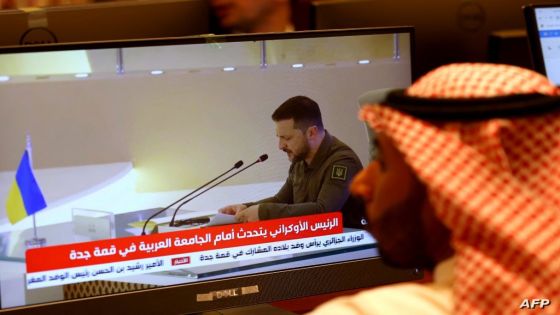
169,154,268,227
140,160,243,235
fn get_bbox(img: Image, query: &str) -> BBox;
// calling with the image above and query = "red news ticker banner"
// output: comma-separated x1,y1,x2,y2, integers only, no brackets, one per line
26,212,342,273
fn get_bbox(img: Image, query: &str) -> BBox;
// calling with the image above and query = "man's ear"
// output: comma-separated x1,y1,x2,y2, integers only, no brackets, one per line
306,125,318,139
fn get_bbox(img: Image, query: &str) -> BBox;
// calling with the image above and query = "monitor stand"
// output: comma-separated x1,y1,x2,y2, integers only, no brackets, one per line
200,304,297,315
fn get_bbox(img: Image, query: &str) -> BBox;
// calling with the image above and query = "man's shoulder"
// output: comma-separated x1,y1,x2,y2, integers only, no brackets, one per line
307,282,452,315
325,136,362,167
330,136,359,156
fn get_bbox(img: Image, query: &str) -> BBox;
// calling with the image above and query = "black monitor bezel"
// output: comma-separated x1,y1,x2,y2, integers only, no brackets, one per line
0,26,415,54
0,27,420,315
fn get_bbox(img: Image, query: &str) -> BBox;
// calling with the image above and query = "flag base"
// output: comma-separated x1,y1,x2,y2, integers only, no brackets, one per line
25,237,46,249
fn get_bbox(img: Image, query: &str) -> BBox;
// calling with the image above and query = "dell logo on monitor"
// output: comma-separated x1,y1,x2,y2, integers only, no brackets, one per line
20,28,58,45
197,285,260,302
457,1,486,32
215,289,239,299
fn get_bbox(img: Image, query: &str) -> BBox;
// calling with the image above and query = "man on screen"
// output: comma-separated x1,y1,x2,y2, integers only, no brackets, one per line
309,63,560,314
219,96,365,227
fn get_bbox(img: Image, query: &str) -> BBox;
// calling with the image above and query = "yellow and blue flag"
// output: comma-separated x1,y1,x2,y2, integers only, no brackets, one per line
5,150,47,224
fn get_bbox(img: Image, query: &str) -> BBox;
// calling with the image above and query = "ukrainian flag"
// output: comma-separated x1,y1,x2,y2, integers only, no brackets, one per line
5,150,47,224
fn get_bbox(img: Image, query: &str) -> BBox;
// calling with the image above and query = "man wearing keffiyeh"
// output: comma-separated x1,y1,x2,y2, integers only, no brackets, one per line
308,63,560,314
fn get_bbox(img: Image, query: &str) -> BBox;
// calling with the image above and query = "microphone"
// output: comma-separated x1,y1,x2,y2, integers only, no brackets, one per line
140,160,243,235
169,154,268,227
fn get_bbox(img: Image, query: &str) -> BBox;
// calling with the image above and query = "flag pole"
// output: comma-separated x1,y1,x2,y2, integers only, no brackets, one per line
26,134,39,240
25,133,45,248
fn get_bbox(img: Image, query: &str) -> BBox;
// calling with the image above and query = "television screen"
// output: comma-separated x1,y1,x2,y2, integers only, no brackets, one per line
524,4,560,85
0,28,419,314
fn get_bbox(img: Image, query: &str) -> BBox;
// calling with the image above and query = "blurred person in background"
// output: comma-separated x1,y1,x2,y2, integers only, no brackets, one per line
210,0,293,33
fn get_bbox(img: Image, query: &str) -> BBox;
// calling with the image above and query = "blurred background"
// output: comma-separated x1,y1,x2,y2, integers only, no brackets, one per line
0,0,119,9
1,0,551,78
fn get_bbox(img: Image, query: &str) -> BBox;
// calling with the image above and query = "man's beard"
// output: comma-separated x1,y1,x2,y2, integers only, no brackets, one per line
367,184,435,270
287,141,310,163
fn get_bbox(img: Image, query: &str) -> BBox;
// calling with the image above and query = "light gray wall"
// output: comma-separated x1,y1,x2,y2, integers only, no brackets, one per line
0,62,410,192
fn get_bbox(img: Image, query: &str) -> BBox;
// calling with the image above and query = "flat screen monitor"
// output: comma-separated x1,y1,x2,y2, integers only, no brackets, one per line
0,0,209,47
0,28,419,314
311,0,559,78
524,3,560,85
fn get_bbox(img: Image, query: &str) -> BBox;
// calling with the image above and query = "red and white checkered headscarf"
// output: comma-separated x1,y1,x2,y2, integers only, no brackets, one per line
360,63,560,314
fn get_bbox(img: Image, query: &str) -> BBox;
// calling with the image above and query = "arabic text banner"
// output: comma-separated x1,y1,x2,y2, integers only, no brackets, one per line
26,231,374,289
26,213,343,273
